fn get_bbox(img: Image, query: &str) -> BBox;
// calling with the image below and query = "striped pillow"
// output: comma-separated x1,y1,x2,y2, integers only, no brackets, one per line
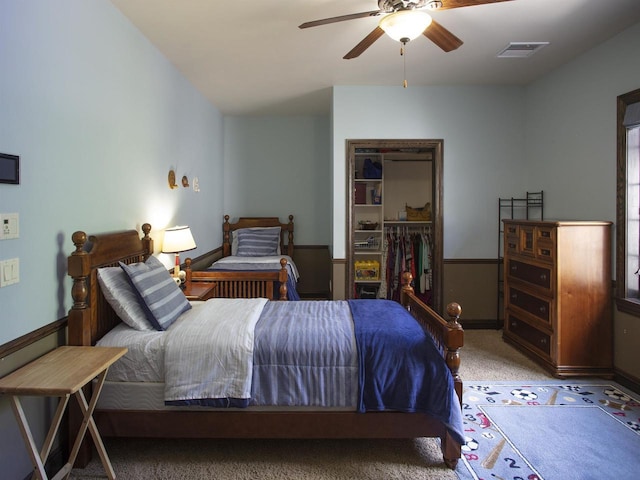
97,267,154,331
119,256,191,331
235,227,281,257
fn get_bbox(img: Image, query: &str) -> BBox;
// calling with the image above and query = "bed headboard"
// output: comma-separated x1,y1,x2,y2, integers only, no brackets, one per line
222,214,294,257
67,224,153,346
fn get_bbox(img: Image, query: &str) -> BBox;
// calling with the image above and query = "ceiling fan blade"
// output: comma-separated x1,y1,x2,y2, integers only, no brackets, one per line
299,10,382,29
433,0,513,10
344,26,385,59
423,20,463,52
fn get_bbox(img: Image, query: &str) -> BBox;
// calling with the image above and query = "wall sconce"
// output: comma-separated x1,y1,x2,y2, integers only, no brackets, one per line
168,169,178,189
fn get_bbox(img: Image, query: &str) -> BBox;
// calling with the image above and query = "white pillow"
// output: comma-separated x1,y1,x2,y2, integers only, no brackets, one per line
97,267,154,331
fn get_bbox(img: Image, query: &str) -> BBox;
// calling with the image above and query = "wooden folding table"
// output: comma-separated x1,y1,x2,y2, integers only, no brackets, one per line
0,346,127,480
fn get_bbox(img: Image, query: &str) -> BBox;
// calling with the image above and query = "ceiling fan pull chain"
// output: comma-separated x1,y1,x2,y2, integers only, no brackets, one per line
401,39,408,88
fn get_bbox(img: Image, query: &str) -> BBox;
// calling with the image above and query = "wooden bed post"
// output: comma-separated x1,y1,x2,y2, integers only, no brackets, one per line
66,230,94,468
278,257,288,300
68,231,92,347
141,223,153,260
287,214,294,257
445,303,463,400
223,215,232,257
184,257,193,289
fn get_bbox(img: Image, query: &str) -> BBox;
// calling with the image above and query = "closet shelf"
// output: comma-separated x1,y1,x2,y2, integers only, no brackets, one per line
383,220,432,225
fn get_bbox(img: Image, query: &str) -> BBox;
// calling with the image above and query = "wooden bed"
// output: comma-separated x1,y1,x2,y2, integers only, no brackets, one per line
189,214,298,299
67,223,464,469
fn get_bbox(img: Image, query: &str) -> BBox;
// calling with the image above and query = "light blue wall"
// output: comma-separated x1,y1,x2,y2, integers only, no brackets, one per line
0,0,224,347
1,1,223,476
223,115,331,245
331,85,526,259
524,22,640,222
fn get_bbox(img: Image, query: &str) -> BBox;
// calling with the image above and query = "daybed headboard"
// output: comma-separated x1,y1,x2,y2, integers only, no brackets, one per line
67,224,153,347
222,214,294,258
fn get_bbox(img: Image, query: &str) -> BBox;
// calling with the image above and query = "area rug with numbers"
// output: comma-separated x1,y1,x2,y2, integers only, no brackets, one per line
455,381,640,480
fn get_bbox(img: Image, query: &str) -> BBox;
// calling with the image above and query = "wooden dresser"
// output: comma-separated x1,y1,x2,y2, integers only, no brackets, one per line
502,220,613,377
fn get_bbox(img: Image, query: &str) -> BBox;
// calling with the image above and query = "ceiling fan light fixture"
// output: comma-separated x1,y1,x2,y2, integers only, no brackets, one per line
379,10,433,42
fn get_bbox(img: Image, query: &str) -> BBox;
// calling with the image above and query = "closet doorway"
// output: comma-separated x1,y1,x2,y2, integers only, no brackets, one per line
346,139,443,313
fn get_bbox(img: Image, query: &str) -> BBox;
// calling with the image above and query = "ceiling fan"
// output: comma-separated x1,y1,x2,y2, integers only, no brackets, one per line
299,0,513,59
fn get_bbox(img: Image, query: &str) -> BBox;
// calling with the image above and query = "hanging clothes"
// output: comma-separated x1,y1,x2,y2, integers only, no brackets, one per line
383,225,432,305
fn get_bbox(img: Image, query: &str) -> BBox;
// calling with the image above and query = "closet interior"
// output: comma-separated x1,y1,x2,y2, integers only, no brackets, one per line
347,140,443,312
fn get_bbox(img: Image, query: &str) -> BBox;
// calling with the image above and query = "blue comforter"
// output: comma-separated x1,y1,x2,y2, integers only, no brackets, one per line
165,298,464,445
348,299,465,445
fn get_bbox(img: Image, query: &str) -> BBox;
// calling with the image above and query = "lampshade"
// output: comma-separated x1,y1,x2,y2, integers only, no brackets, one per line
379,10,432,42
162,226,196,254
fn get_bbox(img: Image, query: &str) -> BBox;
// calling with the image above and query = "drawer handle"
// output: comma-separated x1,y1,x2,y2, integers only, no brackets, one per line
508,242,516,249
540,338,547,345
511,264,518,272
540,249,550,256
541,231,550,238
511,321,517,328
511,293,518,300
539,305,546,313
540,273,547,281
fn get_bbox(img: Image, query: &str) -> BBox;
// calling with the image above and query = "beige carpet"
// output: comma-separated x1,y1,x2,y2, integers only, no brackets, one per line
70,329,553,480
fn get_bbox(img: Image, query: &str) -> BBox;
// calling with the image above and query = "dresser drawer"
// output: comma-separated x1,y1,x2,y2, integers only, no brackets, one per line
535,241,555,263
505,234,519,256
534,226,555,262
507,286,550,323
506,312,551,356
506,259,552,290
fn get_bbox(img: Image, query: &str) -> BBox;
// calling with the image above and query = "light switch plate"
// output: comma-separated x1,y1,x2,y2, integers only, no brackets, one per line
0,213,19,240
0,258,19,287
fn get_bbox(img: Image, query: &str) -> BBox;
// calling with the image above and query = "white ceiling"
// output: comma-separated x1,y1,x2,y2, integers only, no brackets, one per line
110,0,640,116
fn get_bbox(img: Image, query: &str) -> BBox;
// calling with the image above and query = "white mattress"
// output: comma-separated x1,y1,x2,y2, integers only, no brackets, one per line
96,380,351,412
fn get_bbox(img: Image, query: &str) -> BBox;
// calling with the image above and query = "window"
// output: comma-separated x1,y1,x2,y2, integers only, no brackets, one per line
616,88,640,315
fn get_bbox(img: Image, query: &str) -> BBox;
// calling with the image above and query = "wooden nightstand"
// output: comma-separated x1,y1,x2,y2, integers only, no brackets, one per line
0,346,127,480
182,281,217,301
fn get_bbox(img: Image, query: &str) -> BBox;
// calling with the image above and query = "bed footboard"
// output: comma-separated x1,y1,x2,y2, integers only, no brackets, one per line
186,257,289,300
400,273,463,399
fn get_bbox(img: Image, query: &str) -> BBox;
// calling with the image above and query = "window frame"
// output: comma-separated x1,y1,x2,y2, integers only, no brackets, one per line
615,87,640,316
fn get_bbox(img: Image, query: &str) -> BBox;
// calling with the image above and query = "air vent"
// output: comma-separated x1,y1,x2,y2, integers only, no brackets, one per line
497,42,549,58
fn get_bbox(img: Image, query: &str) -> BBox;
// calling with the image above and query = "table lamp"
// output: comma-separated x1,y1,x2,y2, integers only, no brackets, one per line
162,226,196,276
